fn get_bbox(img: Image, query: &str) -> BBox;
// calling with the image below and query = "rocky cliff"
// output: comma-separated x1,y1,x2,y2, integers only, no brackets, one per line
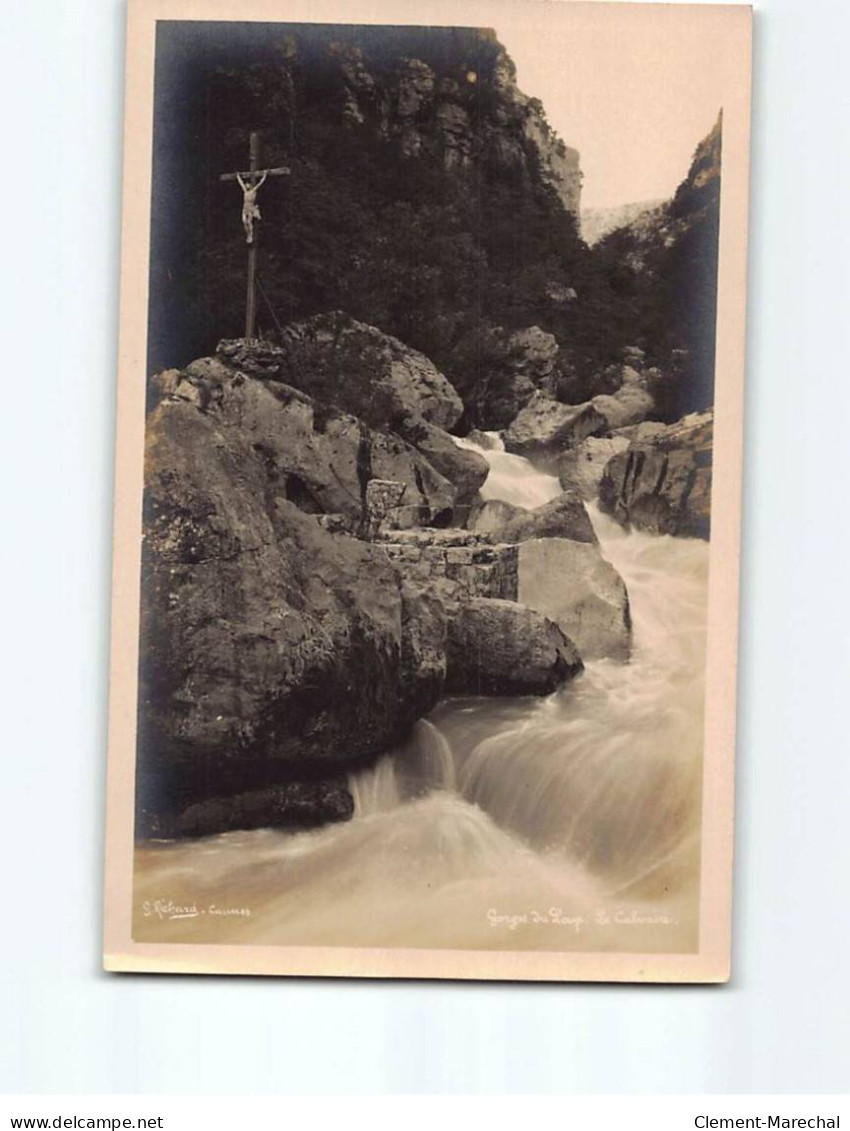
598,412,713,539
150,25,721,434
138,26,725,839
590,113,723,419
150,24,587,385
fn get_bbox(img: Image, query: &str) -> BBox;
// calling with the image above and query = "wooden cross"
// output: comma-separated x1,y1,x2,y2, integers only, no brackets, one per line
220,131,290,339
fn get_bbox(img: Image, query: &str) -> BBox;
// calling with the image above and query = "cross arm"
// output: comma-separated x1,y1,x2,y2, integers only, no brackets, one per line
219,166,291,182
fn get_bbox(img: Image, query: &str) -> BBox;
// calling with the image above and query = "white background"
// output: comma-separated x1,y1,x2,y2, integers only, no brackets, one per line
1,0,848,1096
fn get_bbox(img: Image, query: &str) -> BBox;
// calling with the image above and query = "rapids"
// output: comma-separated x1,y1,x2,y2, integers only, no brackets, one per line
134,435,709,953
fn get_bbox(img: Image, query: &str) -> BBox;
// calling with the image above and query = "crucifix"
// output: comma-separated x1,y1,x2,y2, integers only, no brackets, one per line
220,131,290,339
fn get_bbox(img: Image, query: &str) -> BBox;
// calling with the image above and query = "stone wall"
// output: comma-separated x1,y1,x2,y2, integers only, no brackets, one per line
377,529,519,603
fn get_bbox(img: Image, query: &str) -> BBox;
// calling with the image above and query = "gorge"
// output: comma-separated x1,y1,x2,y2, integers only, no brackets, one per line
134,23,722,951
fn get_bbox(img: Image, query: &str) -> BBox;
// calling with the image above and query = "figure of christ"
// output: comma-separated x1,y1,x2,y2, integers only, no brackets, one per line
236,171,268,244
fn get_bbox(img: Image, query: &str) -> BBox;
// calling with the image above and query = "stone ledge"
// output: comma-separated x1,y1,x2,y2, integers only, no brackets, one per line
381,539,519,603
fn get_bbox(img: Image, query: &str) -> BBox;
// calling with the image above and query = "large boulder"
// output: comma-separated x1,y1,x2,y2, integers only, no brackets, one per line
591,383,655,430
598,411,713,539
138,395,450,835
503,392,609,466
557,435,631,500
214,319,492,503
395,415,489,503
154,367,458,529
517,539,632,661
444,598,583,697
468,491,597,544
218,312,463,431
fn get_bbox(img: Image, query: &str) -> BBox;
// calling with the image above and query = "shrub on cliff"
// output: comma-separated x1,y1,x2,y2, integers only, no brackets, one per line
148,25,722,426
148,24,618,390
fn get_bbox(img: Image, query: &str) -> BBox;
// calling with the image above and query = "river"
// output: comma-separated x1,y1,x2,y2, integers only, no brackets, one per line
134,437,709,953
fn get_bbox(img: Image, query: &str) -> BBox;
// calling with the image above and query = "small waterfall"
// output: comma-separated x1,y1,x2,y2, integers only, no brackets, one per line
348,756,401,817
349,719,456,817
455,432,562,509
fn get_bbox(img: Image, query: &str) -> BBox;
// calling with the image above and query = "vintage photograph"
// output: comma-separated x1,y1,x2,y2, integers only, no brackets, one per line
104,0,752,981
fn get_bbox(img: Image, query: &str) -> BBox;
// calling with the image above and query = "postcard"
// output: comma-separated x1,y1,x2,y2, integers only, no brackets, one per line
104,0,752,981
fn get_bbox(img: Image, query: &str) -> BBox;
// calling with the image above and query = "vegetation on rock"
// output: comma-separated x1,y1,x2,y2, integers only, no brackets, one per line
148,24,721,425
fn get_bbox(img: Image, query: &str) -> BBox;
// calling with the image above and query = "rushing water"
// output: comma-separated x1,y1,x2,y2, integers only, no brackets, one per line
134,435,709,952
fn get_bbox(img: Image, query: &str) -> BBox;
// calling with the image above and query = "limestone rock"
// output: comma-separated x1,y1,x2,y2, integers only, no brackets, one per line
215,318,489,504
518,539,632,661
502,392,608,465
149,368,185,400
396,57,435,118
465,498,523,536
436,100,473,168
219,312,463,431
591,384,655,430
138,396,451,833
184,356,235,385
468,491,597,545
445,598,583,697
557,435,631,500
598,411,713,539
193,368,456,528
399,581,448,718
396,415,488,503
507,326,560,386
492,45,581,214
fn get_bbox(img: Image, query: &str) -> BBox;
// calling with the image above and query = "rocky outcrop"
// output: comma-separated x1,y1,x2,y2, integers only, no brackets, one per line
445,598,583,697
518,539,632,662
152,362,460,531
333,40,582,198
502,393,609,465
491,47,581,214
468,492,597,545
616,420,669,445
395,415,488,503
598,411,713,539
219,313,464,431
397,582,449,728
588,114,723,419
502,357,655,470
351,42,582,213
557,435,631,500
137,394,453,835
591,384,655,431
216,316,489,504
